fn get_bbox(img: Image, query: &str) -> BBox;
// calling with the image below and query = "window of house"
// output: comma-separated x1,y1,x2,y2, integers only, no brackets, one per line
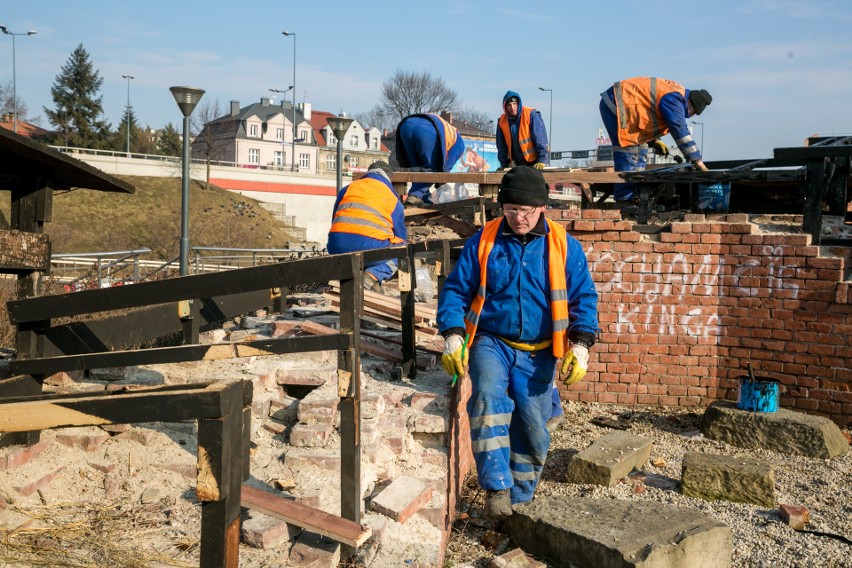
327,131,336,146
276,128,283,140
249,148,260,164
349,156,359,168
350,135,359,147
250,124,258,137
326,154,336,171
274,151,283,167
299,129,310,143
299,153,310,169
371,137,378,149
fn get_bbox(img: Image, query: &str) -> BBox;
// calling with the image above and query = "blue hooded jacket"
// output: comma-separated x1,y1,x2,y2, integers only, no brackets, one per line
496,90,550,168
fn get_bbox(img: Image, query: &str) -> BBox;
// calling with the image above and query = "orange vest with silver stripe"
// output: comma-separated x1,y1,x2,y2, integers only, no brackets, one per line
463,218,570,358
613,77,685,146
329,177,404,244
426,113,459,163
498,106,537,164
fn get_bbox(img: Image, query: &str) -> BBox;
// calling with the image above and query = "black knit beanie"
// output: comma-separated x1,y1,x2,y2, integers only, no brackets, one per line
689,89,713,115
498,165,549,206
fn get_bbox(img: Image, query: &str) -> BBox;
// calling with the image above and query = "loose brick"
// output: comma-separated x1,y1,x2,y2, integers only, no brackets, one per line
55,428,111,452
370,475,432,524
240,510,300,549
779,504,809,530
0,439,50,472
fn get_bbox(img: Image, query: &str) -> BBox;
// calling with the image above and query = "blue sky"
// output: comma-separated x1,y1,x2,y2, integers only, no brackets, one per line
3,0,852,160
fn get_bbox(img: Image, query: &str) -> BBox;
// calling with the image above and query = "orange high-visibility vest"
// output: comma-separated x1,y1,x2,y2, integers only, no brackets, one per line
463,218,570,358
329,177,404,244
498,106,538,164
426,113,459,163
613,77,685,146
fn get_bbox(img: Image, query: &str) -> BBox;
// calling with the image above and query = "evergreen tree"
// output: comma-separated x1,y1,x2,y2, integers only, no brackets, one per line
158,122,182,157
113,107,140,153
43,44,111,149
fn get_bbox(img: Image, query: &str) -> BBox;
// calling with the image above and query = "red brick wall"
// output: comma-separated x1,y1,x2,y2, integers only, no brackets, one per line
548,209,852,427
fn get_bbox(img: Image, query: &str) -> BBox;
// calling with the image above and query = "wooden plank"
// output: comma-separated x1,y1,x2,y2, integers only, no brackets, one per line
10,333,353,376
241,484,371,547
0,381,240,432
7,254,357,324
40,289,275,357
0,229,50,271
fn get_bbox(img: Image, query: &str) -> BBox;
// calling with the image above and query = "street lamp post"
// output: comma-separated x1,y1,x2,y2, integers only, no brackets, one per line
269,86,293,169
0,25,37,134
282,31,297,172
169,86,205,277
122,74,135,157
326,112,354,193
538,86,553,154
691,121,705,157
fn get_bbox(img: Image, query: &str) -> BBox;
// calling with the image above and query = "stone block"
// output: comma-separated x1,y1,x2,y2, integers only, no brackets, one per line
361,393,386,419
297,396,338,425
701,401,849,458
566,431,652,487
681,452,776,507
505,496,731,568
370,475,432,524
270,396,299,422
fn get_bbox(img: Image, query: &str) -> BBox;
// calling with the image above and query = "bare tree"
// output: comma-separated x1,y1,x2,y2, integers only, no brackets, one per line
190,99,224,190
452,105,495,133
379,69,459,126
0,80,28,121
354,103,395,133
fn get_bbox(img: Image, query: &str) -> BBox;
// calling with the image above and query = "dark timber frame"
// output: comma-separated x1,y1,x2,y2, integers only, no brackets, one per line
0,380,252,567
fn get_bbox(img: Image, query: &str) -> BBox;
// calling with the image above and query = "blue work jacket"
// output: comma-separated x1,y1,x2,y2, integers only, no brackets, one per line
437,219,598,343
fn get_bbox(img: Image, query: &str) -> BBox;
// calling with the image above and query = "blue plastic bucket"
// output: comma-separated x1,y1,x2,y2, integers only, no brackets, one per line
697,182,731,212
737,376,780,412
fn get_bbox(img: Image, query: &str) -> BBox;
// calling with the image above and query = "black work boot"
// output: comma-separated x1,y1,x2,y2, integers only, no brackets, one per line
484,488,512,518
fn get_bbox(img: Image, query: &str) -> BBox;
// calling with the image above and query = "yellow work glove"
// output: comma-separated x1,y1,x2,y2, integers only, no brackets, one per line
650,139,669,156
559,344,589,386
692,159,709,172
441,334,469,377
533,162,546,170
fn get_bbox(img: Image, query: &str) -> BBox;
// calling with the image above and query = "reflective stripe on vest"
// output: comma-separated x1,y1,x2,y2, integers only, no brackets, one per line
498,106,537,164
463,218,570,358
613,77,685,146
329,177,404,244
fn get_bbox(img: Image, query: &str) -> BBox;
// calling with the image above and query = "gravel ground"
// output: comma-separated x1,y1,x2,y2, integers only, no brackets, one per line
445,400,852,568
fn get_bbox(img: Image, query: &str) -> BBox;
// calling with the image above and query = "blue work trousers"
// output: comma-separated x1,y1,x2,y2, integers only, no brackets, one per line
467,333,555,504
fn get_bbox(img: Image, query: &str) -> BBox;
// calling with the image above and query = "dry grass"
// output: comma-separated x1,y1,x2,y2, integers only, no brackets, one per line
0,500,198,567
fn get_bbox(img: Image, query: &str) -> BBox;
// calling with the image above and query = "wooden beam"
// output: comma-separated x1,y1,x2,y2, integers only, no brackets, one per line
0,381,244,432
241,484,372,547
10,333,353,376
0,230,50,271
7,254,357,324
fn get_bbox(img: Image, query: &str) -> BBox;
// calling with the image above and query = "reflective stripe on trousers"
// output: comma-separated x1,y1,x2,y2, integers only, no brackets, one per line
467,333,555,504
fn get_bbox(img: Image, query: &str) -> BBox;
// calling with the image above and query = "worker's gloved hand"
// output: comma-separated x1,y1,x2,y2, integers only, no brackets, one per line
673,155,684,164
559,344,589,386
533,162,546,170
496,166,508,172
441,334,468,377
692,160,709,172
650,139,669,156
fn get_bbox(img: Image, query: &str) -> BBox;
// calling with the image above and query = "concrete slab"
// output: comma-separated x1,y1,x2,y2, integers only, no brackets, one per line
681,452,776,507
700,401,849,458
565,431,652,486
504,496,731,568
